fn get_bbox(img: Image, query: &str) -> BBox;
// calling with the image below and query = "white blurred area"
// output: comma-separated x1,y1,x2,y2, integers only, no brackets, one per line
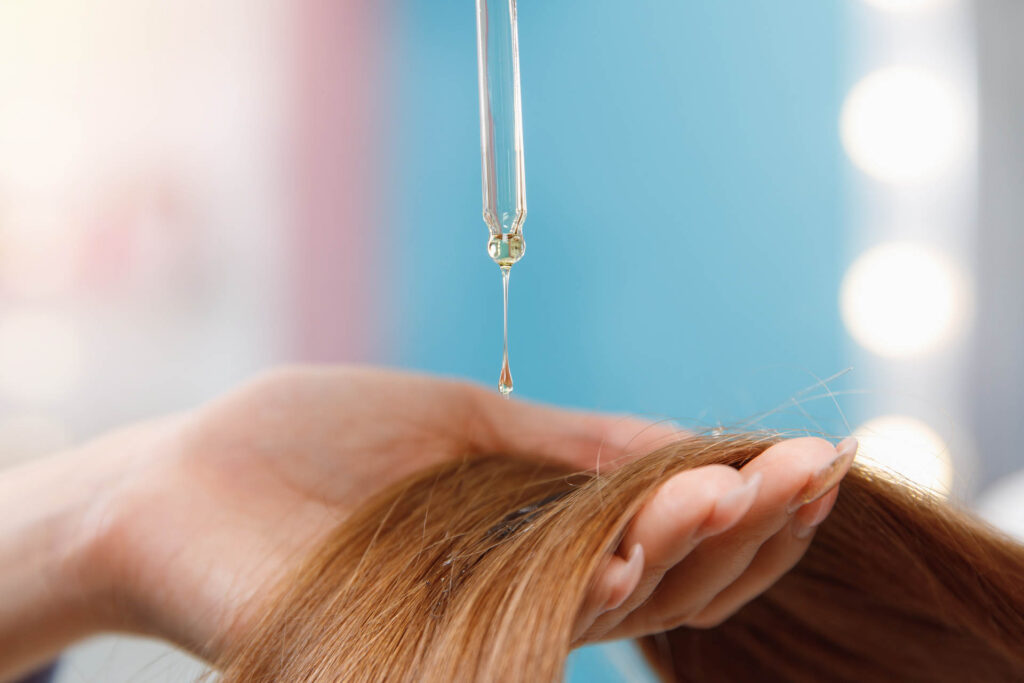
0,0,288,470
841,0,1020,561
841,0,978,499
0,0,289,679
840,241,969,359
854,414,954,497
977,470,1024,544
840,66,970,185
862,0,949,10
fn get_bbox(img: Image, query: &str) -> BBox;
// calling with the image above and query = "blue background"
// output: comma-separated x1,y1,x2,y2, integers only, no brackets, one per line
393,1,845,678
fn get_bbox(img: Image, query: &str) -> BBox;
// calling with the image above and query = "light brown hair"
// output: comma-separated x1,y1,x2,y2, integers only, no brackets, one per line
219,435,1024,681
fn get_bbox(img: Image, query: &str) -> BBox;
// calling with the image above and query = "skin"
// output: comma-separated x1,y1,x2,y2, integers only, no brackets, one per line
0,366,854,681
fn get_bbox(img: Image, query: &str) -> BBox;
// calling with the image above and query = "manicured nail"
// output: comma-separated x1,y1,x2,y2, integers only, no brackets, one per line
697,472,762,539
721,471,762,509
787,437,858,514
791,495,834,539
604,543,645,611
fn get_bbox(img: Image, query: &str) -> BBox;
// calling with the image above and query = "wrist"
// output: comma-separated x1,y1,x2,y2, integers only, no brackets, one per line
0,445,118,678
51,441,133,635
0,416,177,680
59,419,180,638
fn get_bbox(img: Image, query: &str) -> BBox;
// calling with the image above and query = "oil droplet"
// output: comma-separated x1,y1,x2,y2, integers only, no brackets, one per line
498,265,513,397
499,357,513,397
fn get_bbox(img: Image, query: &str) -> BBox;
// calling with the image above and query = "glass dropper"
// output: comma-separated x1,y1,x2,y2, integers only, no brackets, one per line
476,0,526,396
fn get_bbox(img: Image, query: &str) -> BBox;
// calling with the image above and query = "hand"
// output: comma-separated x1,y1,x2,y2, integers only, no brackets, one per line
70,366,681,660
575,436,857,642
6,365,854,677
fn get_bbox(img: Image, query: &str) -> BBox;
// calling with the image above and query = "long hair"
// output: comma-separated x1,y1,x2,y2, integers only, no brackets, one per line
218,435,1024,682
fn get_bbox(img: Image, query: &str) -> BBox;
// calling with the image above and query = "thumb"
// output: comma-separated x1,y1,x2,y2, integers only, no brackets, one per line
468,389,684,471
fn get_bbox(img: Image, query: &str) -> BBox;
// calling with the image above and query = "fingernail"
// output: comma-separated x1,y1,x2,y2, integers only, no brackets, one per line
605,543,645,611
698,472,762,539
791,495,834,539
787,437,858,514
720,471,762,509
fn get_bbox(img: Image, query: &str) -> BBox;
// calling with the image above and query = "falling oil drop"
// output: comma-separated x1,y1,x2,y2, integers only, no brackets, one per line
498,265,513,397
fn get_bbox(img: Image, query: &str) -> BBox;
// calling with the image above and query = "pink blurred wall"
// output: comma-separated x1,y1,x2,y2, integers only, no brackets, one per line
290,0,393,363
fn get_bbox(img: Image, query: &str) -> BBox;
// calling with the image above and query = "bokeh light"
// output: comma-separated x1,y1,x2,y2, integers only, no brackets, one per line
0,311,84,403
840,67,969,183
860,0,946,11
854,414,953,496
841,241,967,358
976,470,1024,543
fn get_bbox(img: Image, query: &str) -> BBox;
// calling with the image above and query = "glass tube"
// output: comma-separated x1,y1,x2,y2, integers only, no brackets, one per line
476,0,527,249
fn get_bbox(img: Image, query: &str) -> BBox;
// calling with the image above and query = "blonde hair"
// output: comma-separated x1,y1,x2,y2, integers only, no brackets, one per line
219,435,1024,681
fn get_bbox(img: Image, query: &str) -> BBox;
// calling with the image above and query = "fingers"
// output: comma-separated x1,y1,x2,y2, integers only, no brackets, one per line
573,544,645,642
687,438,856,627
687,485,840,628
606,436,856,638
467,386,684,471
576,465,761,641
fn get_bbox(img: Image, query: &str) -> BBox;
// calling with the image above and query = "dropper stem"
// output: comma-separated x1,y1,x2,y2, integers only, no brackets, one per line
498,266,513,397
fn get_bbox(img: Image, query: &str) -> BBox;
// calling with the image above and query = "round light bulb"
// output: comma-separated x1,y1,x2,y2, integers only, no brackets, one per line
854,414,953,496
841,241,967,358
841,67,969,184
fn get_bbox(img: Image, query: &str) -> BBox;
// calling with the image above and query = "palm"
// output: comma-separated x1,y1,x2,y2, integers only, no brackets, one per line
94,367,645,657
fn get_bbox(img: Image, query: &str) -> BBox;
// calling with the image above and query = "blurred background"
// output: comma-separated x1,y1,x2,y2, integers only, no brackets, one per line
0,0,1018,680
